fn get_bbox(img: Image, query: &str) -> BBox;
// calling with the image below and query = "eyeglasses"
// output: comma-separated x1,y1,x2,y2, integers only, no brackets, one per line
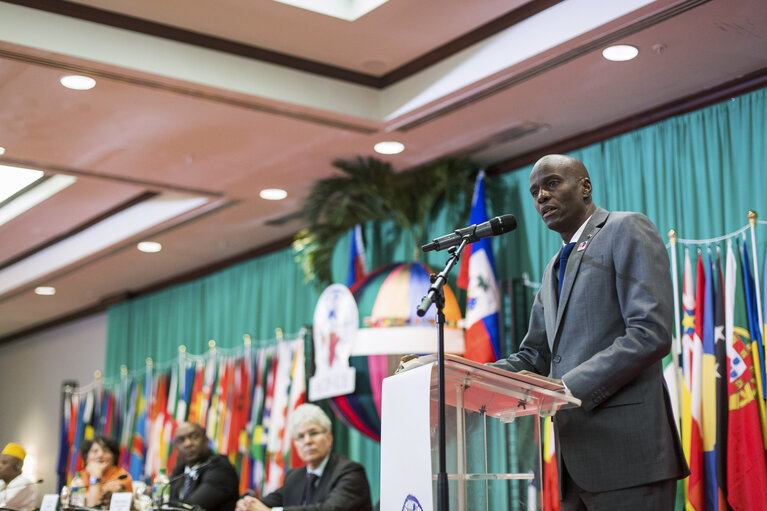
293,429,327,443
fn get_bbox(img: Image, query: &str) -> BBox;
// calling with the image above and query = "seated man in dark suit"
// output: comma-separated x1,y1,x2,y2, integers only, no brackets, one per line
236,403,372,511
169,422,239,511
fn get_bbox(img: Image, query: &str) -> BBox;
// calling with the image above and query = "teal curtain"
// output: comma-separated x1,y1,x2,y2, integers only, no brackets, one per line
489,88,767,284
106,86,767,506
106,249,320,375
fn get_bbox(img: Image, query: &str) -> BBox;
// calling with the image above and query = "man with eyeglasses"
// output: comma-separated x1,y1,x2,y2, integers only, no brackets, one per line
169,422,239,511
236,403,372,511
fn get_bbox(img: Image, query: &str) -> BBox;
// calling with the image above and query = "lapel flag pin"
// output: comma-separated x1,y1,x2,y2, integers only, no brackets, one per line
577,240,589,252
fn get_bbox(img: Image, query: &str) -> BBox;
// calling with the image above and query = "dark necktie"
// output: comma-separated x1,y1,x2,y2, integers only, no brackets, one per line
304,473,319,504
558,242,577,299
181,472,194,499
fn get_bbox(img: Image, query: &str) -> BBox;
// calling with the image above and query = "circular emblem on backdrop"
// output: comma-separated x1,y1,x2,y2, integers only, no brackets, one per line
401,495,423,511
313,284,359,371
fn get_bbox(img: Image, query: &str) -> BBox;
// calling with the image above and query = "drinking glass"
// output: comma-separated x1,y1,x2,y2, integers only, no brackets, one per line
132,481,150,511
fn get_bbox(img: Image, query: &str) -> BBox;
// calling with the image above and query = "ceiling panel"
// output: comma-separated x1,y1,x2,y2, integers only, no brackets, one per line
1,0,766,340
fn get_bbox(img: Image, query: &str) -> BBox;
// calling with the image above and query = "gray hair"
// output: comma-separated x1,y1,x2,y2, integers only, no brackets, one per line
288,403,332,436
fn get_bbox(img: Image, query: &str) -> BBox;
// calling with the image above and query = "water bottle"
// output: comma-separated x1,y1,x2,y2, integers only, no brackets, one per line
152,469,170,508
69,472,86,507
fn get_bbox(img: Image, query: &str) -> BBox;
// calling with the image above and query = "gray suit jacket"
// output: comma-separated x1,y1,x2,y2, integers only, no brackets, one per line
490,208,688,493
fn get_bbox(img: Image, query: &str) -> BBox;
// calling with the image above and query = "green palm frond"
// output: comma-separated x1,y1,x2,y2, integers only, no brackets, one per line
294,156,478,286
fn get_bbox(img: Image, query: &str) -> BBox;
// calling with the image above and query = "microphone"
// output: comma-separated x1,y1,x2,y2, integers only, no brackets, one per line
421,214,517,252
0,478,43,493
83,472,128,488
166,458,214,487
0,481,43,511
98,474,129,485
161,461,212,511
97,474,128,483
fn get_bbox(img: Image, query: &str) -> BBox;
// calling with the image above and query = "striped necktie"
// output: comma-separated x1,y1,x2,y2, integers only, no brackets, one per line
181,472,194,499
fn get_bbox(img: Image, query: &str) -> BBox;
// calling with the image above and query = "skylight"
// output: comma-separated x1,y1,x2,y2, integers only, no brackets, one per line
0,174,77,227
0,164,44,203
271,0,389,21
0,193,208,296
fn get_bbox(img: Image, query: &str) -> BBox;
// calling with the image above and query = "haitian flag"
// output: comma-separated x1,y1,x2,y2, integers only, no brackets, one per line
347,224,368,287
457,170,501,363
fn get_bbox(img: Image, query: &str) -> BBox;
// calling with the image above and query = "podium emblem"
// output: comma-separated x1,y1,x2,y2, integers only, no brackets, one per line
401,495,423,511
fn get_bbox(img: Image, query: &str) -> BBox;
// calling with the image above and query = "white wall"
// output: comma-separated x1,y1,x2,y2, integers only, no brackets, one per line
0,313,107,498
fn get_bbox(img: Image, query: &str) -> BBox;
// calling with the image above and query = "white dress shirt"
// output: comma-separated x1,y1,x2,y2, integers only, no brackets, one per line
0,474,38,511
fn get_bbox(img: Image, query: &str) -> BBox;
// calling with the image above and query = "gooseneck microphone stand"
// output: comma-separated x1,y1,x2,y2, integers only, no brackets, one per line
417,232,473,511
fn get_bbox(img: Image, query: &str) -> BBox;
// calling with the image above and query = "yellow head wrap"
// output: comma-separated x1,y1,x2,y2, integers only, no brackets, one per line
1,443,26,461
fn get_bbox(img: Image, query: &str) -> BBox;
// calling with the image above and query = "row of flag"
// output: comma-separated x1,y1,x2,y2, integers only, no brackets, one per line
58,170,766,511
56,338,307,498
676,240,767,511
536,238,767,511
455,170,767,510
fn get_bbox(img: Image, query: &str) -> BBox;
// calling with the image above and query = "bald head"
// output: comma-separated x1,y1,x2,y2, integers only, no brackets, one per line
174,422,209,466
533,154,590,181
529,154,596,241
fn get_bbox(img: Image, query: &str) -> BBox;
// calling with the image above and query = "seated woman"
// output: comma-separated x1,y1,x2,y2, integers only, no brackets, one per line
80,436,133,508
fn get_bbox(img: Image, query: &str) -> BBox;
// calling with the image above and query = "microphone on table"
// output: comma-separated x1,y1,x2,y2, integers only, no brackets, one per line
1,480,43,511
101,474,129,483
21,478,43,488
158,459,213,511
421,214,517,252
165,458,214,487
85,473,128,489
0,478,43,495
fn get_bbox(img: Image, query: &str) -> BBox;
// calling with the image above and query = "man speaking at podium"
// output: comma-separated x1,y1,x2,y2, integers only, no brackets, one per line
489,154,688,510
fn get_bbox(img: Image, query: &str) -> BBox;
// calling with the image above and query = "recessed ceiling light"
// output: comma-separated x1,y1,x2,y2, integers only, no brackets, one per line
260,188,288,200
602,45,639,62
60,75,96,90
374,141,405,155
35,286,56,296
137,241,163,253
0,146,6,156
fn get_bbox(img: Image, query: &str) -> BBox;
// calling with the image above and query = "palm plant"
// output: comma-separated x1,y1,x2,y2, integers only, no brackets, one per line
294,156,478,286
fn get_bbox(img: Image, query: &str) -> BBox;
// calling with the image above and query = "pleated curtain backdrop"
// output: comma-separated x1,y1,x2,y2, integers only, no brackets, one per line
105,86,767,506
489,88,767,283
